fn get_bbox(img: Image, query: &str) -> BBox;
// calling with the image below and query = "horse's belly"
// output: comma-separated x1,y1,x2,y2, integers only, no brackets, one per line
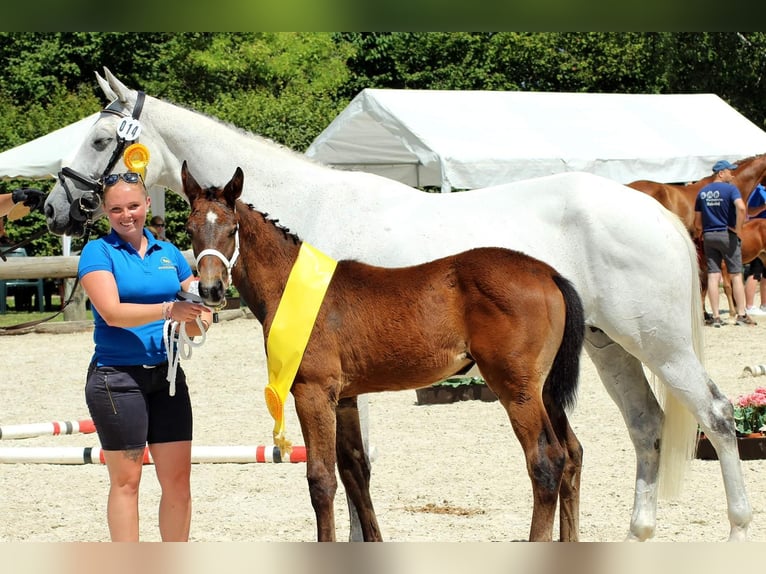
340,352,473,396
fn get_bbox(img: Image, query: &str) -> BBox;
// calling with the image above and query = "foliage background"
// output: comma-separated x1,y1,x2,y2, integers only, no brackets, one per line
2,32,765,255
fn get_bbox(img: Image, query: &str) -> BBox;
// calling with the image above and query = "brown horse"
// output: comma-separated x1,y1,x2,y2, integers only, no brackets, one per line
182,161,586,542
721,218,766,314
628,153,766,238
629,153,766,311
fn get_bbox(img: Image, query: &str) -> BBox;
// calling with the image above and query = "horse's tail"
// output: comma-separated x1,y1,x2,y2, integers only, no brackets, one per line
546,274,586,412
657,211,705,499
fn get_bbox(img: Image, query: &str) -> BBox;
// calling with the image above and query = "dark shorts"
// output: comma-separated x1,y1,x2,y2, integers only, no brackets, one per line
703,230,743,274
745,257,764,281
85,361,192,451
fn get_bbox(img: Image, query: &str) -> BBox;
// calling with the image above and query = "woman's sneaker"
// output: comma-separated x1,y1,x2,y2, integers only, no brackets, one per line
735,314,757,326
746,306,766,316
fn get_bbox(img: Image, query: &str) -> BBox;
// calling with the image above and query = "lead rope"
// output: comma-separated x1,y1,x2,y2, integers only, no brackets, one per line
163,316,206,396
162,280,208,396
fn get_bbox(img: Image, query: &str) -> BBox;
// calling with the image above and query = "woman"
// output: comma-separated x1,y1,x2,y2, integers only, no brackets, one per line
78,171,212,541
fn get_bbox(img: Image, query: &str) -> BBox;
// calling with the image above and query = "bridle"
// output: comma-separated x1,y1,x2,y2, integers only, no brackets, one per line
194,224,241,292
57,91,146,232
0,91,149,332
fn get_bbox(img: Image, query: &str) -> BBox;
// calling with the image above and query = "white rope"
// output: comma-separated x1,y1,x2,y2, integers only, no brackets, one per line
164,317,206,396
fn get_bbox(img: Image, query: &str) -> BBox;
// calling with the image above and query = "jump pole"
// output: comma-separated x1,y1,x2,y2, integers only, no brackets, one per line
0,419,96,440
0,445,307,464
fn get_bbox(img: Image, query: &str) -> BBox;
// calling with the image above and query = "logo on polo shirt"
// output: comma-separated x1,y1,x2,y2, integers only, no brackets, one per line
158,256,176,271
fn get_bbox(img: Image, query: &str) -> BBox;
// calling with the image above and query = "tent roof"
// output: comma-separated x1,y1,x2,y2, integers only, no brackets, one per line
0,113,99,180
305,89,766,190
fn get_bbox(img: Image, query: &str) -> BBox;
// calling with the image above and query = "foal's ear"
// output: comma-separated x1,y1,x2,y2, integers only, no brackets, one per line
223,167,245,207
180,160,202,201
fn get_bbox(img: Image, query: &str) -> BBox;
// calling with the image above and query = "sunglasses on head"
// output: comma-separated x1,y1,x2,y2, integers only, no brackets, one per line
103,172,144,187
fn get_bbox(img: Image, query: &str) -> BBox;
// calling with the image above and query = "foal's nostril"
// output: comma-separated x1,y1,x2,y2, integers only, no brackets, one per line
198,281,226,305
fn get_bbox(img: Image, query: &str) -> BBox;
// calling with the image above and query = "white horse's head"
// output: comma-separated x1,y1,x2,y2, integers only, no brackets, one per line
44,68,170,237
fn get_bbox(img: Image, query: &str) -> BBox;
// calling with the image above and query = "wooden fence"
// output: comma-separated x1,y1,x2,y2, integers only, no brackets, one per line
0,251,197,321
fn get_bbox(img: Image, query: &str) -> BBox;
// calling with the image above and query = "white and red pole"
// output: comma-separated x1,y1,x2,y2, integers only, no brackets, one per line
0,419,96,440
0,445,307,464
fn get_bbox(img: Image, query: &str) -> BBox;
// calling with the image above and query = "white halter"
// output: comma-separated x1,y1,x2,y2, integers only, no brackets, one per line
194,225,241,288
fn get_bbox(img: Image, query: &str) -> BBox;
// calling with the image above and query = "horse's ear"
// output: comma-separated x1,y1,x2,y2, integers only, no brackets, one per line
181,161,201,201
103,67,131,104
95,70,117,102
223,167,245,207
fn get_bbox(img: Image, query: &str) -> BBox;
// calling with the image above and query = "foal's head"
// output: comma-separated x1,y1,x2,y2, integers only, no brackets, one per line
182,160,244,307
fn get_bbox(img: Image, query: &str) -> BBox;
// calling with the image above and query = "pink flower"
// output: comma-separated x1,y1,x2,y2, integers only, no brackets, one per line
734,387,766,408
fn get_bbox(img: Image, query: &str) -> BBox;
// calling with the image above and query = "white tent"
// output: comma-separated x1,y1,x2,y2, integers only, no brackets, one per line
0,113,99,179
306,89,766,191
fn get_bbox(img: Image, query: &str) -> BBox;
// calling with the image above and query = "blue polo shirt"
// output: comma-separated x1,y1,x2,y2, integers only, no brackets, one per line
78,228,193,366
748,184,766,220
695,181,742,232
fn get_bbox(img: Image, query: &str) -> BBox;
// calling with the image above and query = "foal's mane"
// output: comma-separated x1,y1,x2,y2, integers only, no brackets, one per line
237,199,301,245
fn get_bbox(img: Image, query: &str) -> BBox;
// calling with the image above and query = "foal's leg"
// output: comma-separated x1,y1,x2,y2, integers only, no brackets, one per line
544,394,582,542
584,329,663,541
335,396,382,541
292,384,340,542
486,375,565,542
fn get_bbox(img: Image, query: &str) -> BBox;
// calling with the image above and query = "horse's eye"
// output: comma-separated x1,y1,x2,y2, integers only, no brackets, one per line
92,136,113,151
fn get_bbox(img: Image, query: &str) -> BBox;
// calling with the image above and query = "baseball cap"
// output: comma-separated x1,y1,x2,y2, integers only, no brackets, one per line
712,160,739,173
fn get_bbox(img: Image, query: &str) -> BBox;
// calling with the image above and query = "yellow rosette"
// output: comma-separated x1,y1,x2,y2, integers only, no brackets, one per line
123,143,150,179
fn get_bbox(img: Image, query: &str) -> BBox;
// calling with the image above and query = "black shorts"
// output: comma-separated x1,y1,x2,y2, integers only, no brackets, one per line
85,361,193,451
745,257,764,281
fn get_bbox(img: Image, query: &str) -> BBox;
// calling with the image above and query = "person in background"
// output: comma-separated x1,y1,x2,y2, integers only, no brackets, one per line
744,183,766,316
0,188,46,217
148,215,167,241
78,171,212,541
695,160,756,327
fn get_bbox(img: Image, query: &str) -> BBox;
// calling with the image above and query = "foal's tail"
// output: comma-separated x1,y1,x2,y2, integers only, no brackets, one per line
546,274,586,412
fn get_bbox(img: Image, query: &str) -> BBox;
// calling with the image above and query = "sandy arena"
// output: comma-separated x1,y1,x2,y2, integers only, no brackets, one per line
0,304,764,543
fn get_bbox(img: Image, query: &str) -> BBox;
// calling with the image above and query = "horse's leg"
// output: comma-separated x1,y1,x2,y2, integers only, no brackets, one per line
482,370,564,542
583,328,663,541
544,395,582,542
586,328,752,541
696,238,711,321
292,384,339,542
647,352,751,541
721,266,735,317
335,396,382,541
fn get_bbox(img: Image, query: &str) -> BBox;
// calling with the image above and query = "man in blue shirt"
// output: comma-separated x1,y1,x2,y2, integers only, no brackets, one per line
744,183,766,315
695,160,755,327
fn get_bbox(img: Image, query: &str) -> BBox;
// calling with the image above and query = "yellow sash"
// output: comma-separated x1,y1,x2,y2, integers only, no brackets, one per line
264,242,337,454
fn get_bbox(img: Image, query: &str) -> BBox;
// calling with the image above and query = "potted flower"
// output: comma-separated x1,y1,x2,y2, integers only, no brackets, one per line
732,387,766,436
696,386,766,460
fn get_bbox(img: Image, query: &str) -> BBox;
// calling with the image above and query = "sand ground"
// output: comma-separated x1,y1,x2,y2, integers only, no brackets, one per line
0,302,765,543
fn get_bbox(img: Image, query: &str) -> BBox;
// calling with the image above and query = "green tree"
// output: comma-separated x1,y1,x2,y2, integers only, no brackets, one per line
3,32,766,256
